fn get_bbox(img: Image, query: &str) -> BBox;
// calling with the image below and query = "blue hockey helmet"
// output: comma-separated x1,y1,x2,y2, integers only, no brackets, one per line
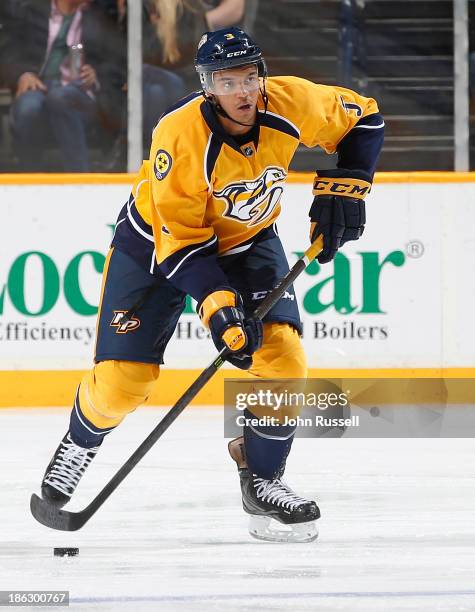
195,27,267,94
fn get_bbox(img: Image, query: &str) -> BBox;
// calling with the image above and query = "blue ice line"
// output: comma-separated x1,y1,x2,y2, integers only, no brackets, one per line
71,590,475,604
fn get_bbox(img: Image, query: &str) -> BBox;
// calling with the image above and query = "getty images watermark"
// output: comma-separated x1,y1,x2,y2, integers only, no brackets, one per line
234,387,357,429
224,379,356,438
224,378,475,438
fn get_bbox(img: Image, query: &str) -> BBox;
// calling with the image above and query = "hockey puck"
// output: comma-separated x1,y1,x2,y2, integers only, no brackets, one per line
53,547,79,557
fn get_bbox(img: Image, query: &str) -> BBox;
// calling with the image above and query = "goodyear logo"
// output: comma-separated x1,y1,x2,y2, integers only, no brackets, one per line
313,178,371,199
154,149,172,180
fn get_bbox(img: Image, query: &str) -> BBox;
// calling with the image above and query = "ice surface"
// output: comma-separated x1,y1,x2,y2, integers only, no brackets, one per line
1,407,475,611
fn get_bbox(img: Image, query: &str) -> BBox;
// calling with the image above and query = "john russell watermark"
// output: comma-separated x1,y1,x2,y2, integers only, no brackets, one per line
224,378,475,438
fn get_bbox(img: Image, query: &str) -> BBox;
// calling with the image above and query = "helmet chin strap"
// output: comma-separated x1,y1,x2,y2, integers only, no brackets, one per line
205,95,256,128
215,102,256,127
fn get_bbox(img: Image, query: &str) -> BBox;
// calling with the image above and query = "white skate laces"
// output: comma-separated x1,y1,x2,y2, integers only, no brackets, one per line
253,478,309,510
249,477,319,543
43,433,99,497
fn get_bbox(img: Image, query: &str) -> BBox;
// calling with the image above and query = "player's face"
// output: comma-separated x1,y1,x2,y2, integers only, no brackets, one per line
212,66,260,130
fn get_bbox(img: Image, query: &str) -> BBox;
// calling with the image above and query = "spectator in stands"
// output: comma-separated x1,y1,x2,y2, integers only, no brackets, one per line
144,0,246,133
9,0,120,172
104,0,245,170
146,0,245,87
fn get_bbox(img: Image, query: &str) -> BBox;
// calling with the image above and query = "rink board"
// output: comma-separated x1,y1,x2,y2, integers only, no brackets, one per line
0,172,474,406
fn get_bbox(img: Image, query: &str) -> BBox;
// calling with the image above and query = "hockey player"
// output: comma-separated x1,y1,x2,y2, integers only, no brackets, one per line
38,28,384,542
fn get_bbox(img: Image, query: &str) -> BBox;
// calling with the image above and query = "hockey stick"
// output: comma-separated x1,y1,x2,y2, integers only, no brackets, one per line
30,235,324,531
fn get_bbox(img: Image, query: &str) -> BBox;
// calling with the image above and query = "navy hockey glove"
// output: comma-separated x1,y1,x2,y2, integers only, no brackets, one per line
309,169,370,264
198,288,263,370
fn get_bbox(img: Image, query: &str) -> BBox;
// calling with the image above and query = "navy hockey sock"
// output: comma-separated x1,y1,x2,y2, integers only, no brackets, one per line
69,389,116,449
243,408,296,479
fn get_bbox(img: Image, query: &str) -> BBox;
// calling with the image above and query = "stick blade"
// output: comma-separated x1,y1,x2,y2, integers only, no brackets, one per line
30,493,87,532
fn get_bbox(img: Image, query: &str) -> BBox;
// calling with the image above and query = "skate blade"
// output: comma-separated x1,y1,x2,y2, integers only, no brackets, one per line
248,515,318,543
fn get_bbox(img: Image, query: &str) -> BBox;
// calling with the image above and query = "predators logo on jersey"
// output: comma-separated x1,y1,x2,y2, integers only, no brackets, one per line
214,167,287,227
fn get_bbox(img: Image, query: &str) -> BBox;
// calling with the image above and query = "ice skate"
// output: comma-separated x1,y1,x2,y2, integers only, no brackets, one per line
41,432,101,508
229,437,320,543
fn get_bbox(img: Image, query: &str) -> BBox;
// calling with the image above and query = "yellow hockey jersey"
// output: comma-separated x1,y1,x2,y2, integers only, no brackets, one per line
111,76,383,303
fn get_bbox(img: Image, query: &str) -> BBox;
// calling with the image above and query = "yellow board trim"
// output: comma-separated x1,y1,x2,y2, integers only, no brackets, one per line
0,368,473,407
2,171,475,185
0,173,134,185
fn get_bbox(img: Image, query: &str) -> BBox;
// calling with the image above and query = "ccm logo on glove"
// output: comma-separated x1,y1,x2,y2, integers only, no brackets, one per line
309,169,371,265
313,177,371,199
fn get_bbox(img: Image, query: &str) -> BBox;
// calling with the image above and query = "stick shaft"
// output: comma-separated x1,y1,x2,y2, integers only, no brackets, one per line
84,238,324,516
30,235,323,530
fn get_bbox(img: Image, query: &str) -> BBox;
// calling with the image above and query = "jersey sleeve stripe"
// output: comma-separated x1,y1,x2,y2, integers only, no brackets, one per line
353,113,385,129
127,196,154,242
149,248,156,274
111,216,126,241
203,134,212,191
133,178,149,198
204,134,223,190
219,224,277,258
220,243,253,257
352,122,385,130
162,235,218,280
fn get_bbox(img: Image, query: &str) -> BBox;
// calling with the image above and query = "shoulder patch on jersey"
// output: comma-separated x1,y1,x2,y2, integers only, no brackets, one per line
154,149,172,180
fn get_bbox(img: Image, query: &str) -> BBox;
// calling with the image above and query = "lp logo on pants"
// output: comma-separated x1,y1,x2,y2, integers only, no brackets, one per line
110,311,141,334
